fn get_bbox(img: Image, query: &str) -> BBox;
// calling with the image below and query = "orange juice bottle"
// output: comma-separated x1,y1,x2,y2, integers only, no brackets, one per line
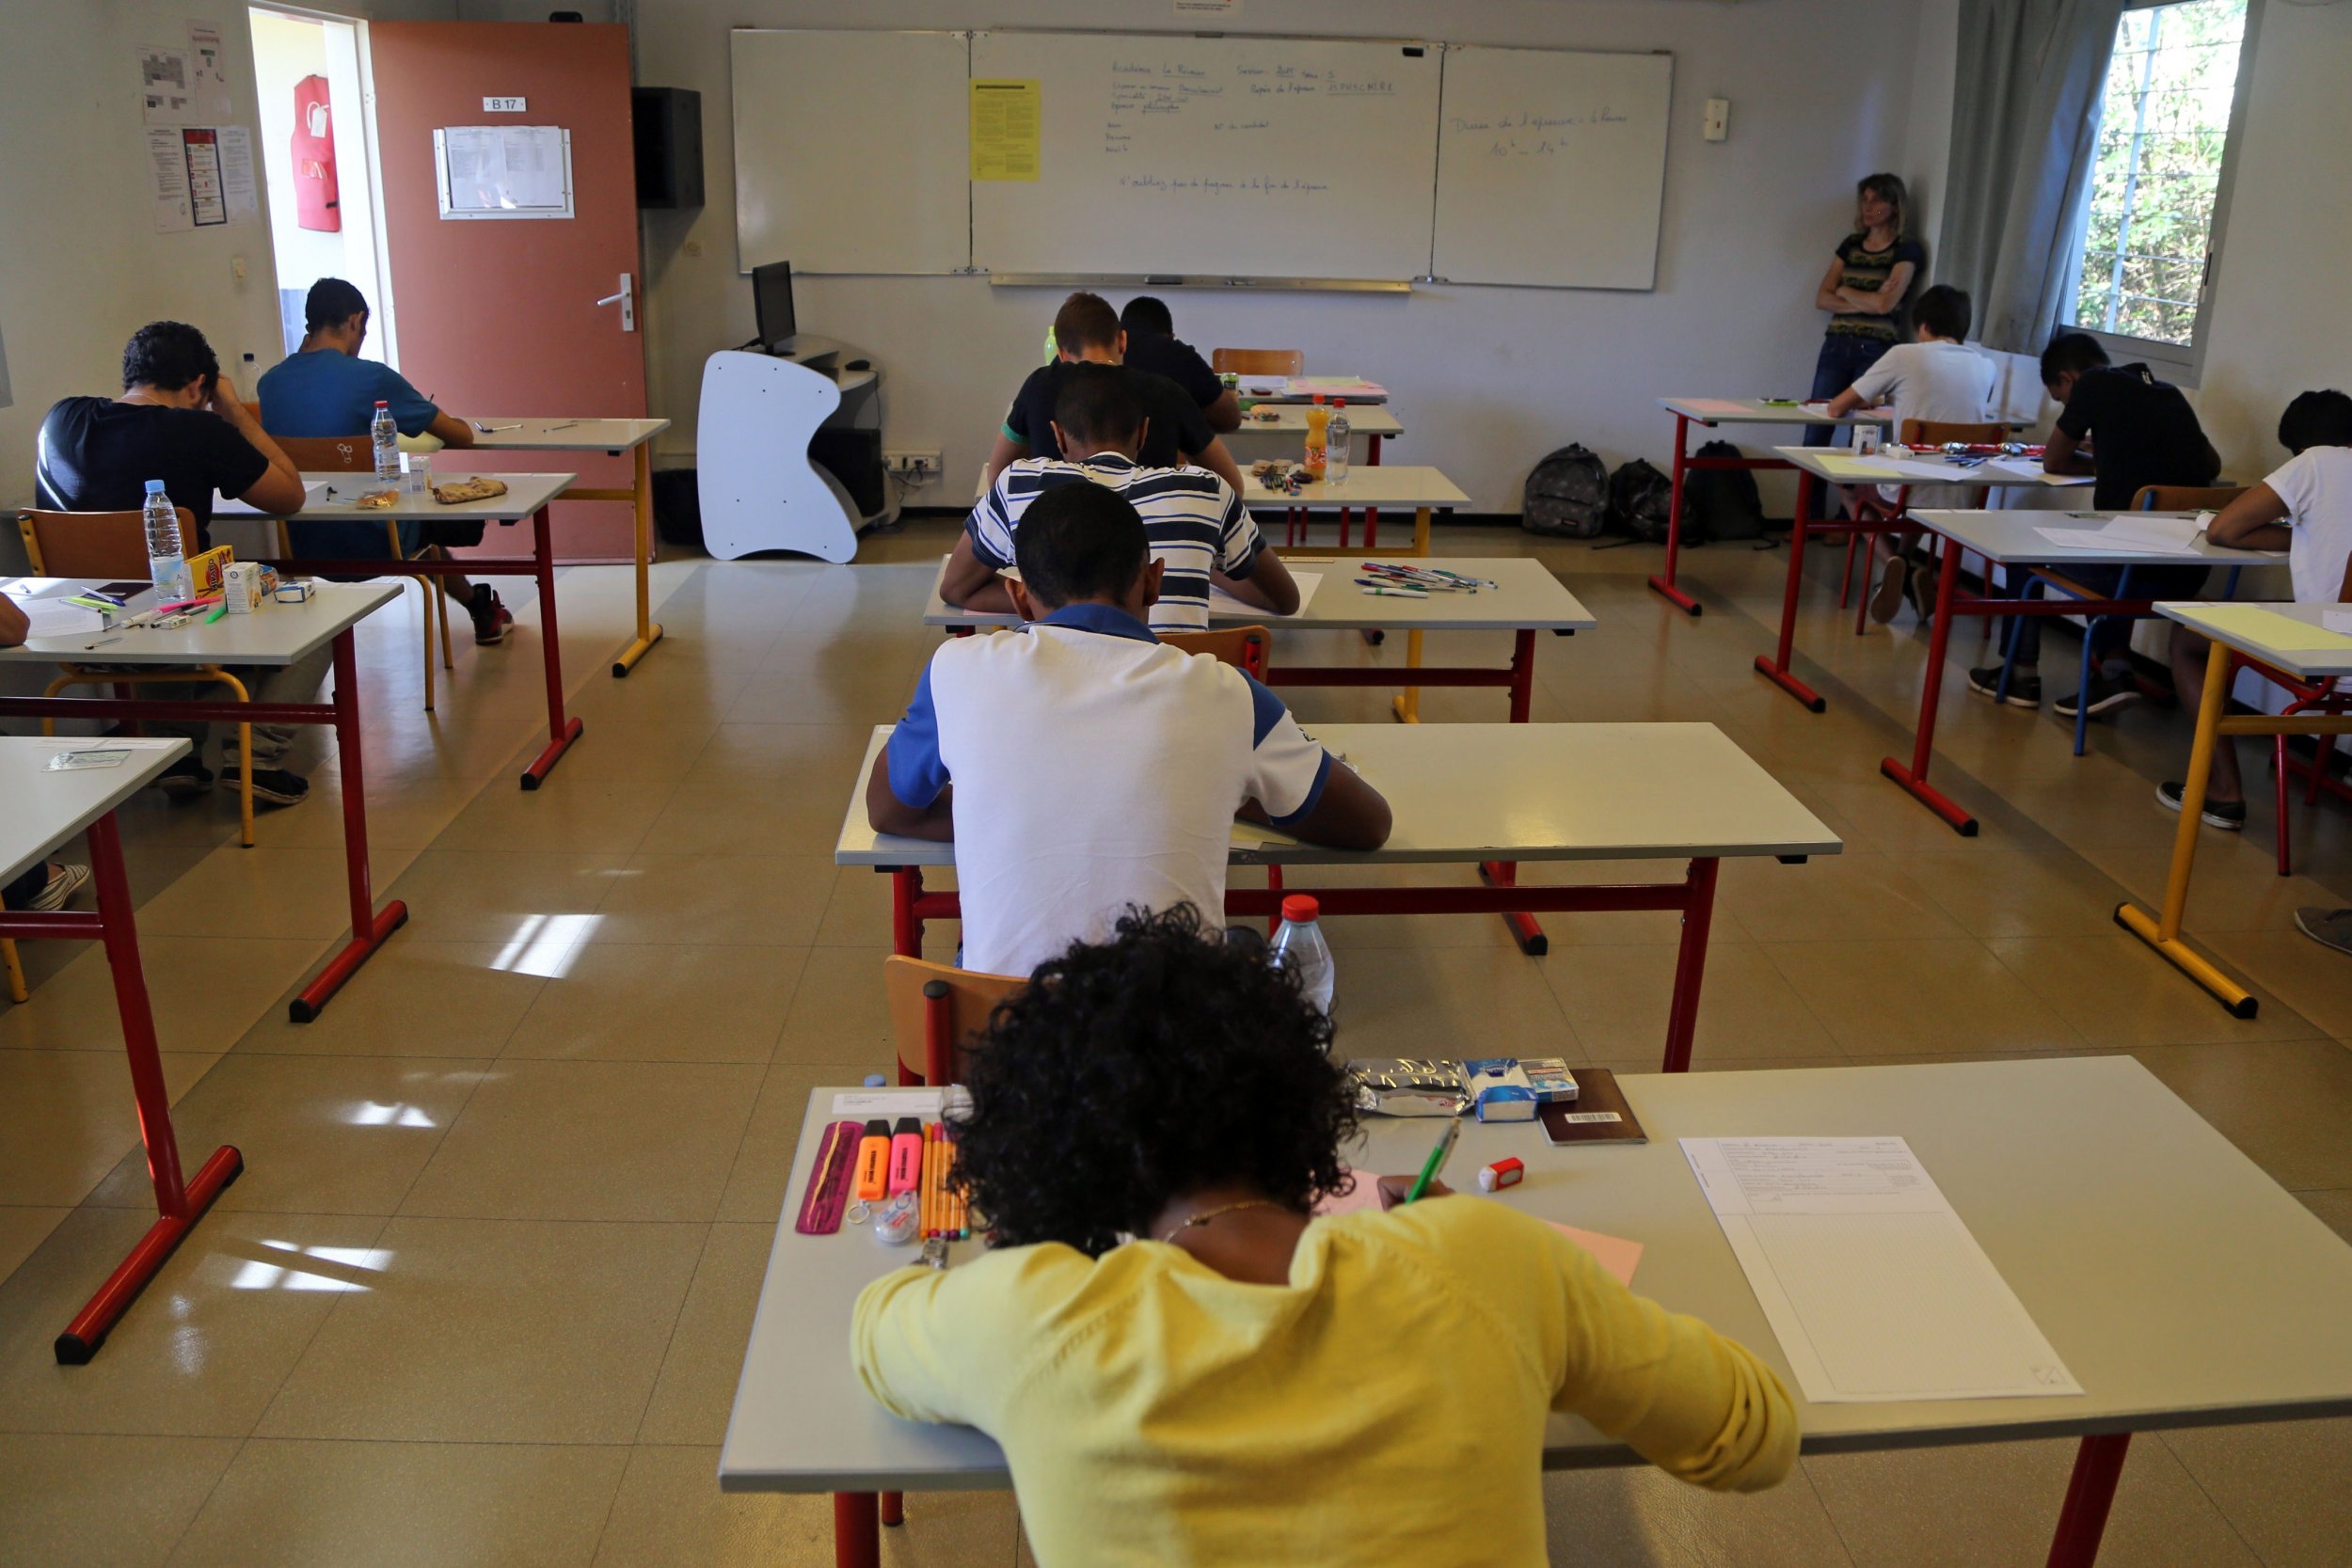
1303,394,1330,482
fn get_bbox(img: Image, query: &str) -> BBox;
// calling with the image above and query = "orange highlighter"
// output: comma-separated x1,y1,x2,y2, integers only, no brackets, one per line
853,1118,893,1201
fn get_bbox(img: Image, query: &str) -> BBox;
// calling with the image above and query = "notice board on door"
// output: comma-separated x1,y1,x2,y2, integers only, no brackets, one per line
435,124,573,219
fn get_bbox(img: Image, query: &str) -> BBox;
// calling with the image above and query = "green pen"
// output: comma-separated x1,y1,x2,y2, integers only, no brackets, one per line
1403,1117,1461,1204
204,605,228,624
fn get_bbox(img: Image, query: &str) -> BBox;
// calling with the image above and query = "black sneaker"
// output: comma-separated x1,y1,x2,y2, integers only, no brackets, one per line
1905,557,1940,624
2295,907,2352,955
2056,673,2141,720
2156,780,2247,830
152,755,215,800
469,584,514,646
219,766,310,807
1868,556,1908,624
1967,665,2042,707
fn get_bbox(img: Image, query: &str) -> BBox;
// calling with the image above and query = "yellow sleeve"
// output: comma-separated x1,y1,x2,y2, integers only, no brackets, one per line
850,1244,1090,1428
1535,1222,1799,1492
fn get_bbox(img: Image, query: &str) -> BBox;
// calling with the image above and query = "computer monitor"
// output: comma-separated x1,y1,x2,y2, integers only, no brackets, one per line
753,260,796,351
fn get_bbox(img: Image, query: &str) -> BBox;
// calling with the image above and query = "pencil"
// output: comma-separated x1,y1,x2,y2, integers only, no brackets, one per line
925,1123,944,1240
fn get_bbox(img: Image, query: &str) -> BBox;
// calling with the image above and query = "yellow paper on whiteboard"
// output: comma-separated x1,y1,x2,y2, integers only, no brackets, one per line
970,80,1041,182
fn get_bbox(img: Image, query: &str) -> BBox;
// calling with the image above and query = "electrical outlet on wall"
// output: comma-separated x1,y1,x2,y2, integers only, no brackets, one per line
1703,99,1730,142
885,450,943,480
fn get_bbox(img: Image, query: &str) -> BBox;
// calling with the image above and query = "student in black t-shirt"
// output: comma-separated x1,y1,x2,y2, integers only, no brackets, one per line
988,293,1244,494
1804,174,1926,448
1119,296,1242,433
1966,332,2223,719
35,322,322,807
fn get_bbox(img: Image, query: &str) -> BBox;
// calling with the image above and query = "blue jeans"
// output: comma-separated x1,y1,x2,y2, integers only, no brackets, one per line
2006,564,2215,669
1803,333,1894,447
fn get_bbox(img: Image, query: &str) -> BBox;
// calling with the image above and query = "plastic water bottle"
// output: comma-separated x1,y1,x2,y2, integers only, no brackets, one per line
370,400,399,483
1326,400,1351,488
1270,894,1337,1020
142,480,189,601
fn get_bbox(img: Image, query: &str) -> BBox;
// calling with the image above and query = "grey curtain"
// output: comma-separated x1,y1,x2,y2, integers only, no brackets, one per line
1938,0,2125,354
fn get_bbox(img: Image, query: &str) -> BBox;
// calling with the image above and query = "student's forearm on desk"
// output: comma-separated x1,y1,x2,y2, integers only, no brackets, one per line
2207,482,2288,549
1218,553,1298,615
2042,429,2094,477
0,594,27,647
866,751,955,840
427,412,477,449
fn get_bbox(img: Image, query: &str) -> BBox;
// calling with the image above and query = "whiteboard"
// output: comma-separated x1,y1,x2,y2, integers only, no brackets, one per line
731,30,970,275
970,32,1441,282
1431,46,1673,290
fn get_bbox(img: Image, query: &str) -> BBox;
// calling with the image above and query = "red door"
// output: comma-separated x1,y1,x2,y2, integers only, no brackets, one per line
367,22,643,562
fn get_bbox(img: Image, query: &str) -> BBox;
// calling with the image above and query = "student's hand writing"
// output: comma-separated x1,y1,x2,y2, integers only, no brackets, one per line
1375,1174,1454,1210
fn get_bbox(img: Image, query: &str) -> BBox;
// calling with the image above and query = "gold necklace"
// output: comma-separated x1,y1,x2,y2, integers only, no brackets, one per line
1161,1199,1286,1245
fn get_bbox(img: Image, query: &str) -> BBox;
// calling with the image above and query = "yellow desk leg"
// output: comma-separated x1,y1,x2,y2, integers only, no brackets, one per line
2,939,26,1004
612,443,665,677
2114,639,2256,1016
1383,507,1433,721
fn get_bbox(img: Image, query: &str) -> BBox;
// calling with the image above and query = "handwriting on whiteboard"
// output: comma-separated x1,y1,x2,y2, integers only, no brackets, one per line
1450,105,1633,157
1116,173,1333,196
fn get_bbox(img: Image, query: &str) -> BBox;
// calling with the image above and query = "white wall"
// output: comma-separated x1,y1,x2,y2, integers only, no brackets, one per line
616,0,1935,512
2191,1,2352,477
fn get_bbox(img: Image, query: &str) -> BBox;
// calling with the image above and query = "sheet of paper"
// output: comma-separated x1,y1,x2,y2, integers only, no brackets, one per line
1809,453,1893,480
969,79,1041,181
147,128,193,231
1316,1168,1640,1284
440,125,569,213
216,126,258,217
2324,610,2352,636
2032,524,2205,557
1683,1136,2080,1403
182,128,227,227
1677,398,1756,418
24,602,106,639
2181,603,2352,653
212,480,328,517
138,44,196,125
830,1089,944,1118
1208,570,1320,619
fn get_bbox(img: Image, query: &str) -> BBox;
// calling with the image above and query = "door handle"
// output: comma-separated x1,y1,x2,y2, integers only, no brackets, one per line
595,273,636,333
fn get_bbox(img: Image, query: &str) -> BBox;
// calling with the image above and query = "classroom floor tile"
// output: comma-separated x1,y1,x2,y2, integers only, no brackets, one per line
396,1059,762,1222
0,1433,240,1568
255,1215,703,1444
162,1438,630,1568
10,529,2352,1565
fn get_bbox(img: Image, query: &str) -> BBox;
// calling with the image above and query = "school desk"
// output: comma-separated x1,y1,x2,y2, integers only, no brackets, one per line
1753,445,2091,712
244,470,583,786
0,580,408,1021
2116,601,2352,1016
0,736,236,1363
462,417,673,675
1225,401,1404,461
723,1055,2352,1568
918,555,1595,729
1238,462,1467,557
1886,511,2282,835
1648,398,1894,616
836,717,1838,1006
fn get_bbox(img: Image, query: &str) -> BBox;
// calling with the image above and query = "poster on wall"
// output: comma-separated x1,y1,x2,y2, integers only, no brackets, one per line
186,20,234,119
218,126,258,217
183,127,228,227
147,128,194,230
147,125,254,230
139,44,197,125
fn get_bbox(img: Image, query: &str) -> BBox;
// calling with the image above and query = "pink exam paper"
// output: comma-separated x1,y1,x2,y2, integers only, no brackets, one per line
1317,1168,1642,1285
1676,398,1756,418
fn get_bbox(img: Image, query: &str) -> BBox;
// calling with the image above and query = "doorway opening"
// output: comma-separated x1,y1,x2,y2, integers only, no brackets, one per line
246,6,397,365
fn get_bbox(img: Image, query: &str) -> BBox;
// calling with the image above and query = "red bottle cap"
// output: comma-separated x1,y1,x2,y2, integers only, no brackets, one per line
1280,894,1320,923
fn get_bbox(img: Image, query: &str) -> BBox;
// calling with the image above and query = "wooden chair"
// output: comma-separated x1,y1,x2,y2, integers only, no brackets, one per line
273,434,454,713
15,507,256,846
1159,624,1271,680
1839,420,2011,629
1210,348,1305,378
882,955,1024,1085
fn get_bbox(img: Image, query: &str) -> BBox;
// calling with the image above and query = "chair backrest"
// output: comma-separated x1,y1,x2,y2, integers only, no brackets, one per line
1899,420,2009,446
2135,484,2241,512
17,507,198,578
277,434,374,472
882,956,1025,1085
1160,624,1272,680
1210,348,1305,378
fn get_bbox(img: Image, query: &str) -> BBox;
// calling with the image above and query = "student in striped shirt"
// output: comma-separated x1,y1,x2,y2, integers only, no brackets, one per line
945,363,1298,634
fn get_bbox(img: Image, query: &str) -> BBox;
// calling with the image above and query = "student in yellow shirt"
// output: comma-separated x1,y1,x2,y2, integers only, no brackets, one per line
853,907,1798,1567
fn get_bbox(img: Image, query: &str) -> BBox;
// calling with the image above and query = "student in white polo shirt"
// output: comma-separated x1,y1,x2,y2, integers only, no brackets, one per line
943,362,1298,635
2159,389,2352,845
869,483,1389,977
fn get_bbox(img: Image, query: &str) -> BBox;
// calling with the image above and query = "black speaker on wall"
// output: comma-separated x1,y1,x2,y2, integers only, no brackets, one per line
633,87,703,210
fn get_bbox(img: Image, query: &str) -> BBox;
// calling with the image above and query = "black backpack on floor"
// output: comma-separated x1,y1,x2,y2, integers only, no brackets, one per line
1607,459,1674,545
1520,445,1611,538
1684,439,1767,543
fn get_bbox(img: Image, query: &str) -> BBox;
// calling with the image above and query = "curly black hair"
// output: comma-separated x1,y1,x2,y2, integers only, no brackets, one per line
120,321,218,394
949,905,1358,1257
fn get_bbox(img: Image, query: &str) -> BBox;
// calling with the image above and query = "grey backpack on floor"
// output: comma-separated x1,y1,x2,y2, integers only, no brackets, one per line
1607,459,1675,544
1521,445,1611,538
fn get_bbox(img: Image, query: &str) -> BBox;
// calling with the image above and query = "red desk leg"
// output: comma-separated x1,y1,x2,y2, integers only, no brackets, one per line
1879,540,1980,835
1755,472,1829,712
52,813,243,1363
2044,1434,2130,1568
519,505,586,789
893,867,924,958
1648,415,1704,616
832,1492,881,1568
880,1492,905,1526
1476,860,1547,955
291,629,410,1022
1507,629,1537,724
1661,858,1722,1072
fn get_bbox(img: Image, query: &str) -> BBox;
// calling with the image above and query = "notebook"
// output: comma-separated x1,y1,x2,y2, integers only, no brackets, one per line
1538,1069,1647,1146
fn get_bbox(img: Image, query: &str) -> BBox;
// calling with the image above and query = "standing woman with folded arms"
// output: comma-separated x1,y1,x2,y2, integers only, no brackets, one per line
1804,173,1924,447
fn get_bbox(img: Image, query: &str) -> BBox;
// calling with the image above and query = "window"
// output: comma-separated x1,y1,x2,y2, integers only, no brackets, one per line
2060,0,2254,363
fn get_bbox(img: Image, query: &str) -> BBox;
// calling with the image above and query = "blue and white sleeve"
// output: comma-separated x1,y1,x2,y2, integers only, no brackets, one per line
1242,673,1330,827
885,662,952,809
